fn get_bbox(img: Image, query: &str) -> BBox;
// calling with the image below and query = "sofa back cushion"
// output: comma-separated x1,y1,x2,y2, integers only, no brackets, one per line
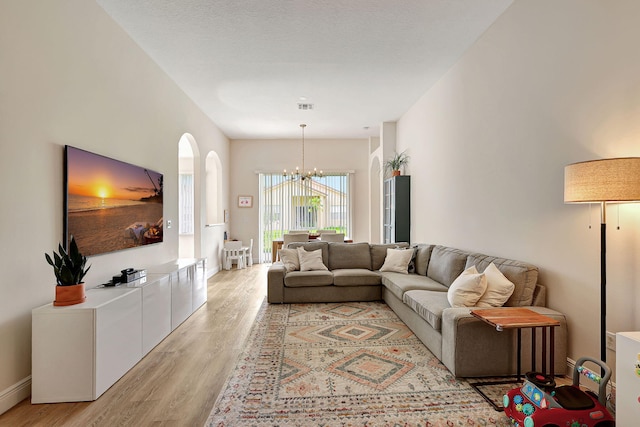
328,242,372,270
286,241,329,267
465,253,539,307
370,242,409,271
413,244,434,276
426,246,468,287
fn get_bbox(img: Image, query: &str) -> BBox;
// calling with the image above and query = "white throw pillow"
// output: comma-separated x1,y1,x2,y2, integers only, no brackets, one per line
297,247,328,271
279,248,300,272
476,262,516,307
447,266,487,308
379,248,414,274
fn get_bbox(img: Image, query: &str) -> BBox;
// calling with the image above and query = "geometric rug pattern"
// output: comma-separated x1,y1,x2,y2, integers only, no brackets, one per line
206,301,511,426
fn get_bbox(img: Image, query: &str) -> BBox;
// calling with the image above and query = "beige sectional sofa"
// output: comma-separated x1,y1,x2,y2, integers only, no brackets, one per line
267,241,567,378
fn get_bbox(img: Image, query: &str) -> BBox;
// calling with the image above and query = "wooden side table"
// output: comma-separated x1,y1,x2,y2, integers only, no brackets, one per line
469,307,561,411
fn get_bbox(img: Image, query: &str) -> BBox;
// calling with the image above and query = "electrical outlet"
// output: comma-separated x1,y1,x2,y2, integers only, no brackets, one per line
166,220,172,229
606,331,616,351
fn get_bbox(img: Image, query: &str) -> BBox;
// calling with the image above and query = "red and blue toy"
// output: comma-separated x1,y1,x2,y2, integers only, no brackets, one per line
503,356,614,427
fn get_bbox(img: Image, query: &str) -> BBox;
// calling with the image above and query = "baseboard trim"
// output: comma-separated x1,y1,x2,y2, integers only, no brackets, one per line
207,265,221,279
0,376,31,416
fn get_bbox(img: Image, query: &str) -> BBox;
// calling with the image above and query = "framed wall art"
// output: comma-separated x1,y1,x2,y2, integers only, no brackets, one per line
64,145,163,256
238,195,253,208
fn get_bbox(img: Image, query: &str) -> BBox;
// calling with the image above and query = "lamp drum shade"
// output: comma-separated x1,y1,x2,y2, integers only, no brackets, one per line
564,157,640,203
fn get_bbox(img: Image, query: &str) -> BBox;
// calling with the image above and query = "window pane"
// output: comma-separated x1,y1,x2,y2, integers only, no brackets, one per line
179,173,194,234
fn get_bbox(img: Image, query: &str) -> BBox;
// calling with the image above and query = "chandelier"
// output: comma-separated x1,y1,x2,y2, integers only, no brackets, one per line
283,124,322,181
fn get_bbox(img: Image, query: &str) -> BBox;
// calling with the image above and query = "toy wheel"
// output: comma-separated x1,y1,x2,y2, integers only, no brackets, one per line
525,371,556,389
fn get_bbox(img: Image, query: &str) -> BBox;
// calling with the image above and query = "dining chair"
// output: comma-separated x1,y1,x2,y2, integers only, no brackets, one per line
242,238,253,267
223,241,245,270
320,233,345,242
316,229,336,234
283,233,309,248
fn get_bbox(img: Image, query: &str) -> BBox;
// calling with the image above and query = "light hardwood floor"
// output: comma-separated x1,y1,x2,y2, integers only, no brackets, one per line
0,264,269,427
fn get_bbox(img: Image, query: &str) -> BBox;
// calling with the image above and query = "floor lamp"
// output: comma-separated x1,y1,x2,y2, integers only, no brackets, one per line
564,157,640,363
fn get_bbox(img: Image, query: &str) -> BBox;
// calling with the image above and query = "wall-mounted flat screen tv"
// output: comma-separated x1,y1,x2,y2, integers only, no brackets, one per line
65,145,164,256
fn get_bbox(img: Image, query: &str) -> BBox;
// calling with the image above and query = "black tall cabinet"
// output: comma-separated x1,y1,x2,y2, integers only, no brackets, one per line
383,175,410,243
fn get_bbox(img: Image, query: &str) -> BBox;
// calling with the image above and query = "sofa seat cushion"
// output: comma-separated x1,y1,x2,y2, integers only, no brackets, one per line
380,272,448,301
333,269,381,286
402,290,451,332
465,253,538,307
328,242,372,270
284,270,334,287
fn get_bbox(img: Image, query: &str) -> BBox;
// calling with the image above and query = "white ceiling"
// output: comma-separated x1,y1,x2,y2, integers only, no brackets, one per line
96,0,513,140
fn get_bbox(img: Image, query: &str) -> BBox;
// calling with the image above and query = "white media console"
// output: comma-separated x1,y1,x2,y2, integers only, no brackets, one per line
31,258,207,404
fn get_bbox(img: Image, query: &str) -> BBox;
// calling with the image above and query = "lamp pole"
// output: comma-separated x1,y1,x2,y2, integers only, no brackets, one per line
599,202,606,364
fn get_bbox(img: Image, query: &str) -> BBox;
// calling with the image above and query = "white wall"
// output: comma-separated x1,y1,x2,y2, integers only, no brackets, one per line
229,138,370,258
397,0,640,374
0,0,229,413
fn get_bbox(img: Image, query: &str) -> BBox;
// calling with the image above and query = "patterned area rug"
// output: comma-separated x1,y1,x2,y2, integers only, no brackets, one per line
206,301,511,426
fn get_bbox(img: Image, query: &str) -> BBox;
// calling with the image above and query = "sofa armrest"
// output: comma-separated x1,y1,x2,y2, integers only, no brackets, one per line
267,262,286,303
441,308,511,377
441,306,567,377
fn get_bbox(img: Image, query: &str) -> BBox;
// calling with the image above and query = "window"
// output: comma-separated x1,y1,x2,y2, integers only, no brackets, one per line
179,173,194,234
259,173,352,261
293,195,320,229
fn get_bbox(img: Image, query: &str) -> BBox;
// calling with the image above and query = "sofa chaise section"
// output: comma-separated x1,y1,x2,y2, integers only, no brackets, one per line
382,245,567,377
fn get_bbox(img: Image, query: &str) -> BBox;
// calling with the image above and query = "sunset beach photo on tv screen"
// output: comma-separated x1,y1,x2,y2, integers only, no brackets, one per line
65,146,163,256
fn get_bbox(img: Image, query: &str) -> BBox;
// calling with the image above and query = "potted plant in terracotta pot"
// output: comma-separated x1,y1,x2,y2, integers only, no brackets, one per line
384,150,410,177
45,235,91,306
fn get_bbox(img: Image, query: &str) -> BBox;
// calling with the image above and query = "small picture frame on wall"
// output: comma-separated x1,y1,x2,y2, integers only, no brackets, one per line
238,195,253,208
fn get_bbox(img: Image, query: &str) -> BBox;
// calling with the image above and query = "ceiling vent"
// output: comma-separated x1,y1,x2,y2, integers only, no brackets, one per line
297,103,314,110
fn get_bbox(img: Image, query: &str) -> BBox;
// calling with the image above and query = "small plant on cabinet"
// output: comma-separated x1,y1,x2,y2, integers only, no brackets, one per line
45,235,91,306
384,150,410,177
